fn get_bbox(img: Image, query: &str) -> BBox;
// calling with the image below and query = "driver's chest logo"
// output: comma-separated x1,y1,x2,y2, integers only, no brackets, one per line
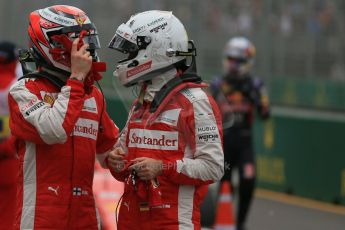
128,129,178,150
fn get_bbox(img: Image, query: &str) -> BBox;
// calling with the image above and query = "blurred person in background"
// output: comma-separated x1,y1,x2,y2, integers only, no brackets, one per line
0,41,21,229
210,37,270,230
8,5,119,229
106,10,224,230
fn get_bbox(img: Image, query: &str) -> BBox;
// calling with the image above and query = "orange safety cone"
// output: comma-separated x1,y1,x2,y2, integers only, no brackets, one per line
214,181,235,230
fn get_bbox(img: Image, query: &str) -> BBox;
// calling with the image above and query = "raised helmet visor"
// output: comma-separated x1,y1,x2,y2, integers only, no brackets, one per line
108,23,137,54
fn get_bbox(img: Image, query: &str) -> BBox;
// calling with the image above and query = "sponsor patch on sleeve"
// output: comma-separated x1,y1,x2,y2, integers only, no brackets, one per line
197,133,220,144
20,98,38,112
196,122,220,144
197,125,218,134
21,100,46,116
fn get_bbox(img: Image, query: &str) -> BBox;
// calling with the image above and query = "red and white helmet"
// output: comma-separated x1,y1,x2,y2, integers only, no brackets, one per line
28,5,101,74
223,37,256,76
108,10,189,87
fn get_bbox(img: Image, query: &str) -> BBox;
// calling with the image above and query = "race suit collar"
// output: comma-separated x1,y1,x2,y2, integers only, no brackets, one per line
41,67,69,83
144,68,177,102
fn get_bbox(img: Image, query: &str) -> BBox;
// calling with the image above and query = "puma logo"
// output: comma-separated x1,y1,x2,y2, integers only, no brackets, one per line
48,186,59,196
123,201,130,211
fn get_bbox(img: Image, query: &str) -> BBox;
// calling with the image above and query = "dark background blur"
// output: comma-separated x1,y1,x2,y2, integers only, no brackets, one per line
1,0,344,81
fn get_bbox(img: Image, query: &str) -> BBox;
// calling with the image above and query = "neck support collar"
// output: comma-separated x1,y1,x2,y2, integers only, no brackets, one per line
149,72,203,113
18,71,65,89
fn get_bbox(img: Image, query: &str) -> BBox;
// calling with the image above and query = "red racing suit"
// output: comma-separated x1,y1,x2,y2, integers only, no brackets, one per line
8,76,119,230
109,82,224,230
0,61,19,230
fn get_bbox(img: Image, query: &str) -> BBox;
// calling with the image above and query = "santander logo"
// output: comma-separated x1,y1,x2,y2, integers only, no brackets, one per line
128,129,178,150
127,61,152,78
73,118,99,140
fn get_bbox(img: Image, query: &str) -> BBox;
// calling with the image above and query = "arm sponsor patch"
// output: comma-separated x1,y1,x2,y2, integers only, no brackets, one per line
23,101,46,116
196,121,221,144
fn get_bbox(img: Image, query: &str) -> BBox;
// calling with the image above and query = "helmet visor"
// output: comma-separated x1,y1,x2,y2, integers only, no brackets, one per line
226,56,248,64
73,34,101,49
108,33,138,54
68,30,101,49
49,24,101,49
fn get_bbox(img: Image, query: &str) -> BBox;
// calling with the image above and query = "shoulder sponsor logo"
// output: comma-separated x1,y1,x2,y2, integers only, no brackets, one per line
154,109,181,126
196,122,219,143
197,125,217,134
20,98,38,112
128,129,178,150
196,112,214,120
73,118,99,140
127,61,152,78
197,133,220,143
82,97,98,114
181,89,197,102
23,101,46,116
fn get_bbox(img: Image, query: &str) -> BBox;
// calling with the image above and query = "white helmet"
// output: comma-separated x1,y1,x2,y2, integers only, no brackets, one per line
108,10,189,87
223,37,256,76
